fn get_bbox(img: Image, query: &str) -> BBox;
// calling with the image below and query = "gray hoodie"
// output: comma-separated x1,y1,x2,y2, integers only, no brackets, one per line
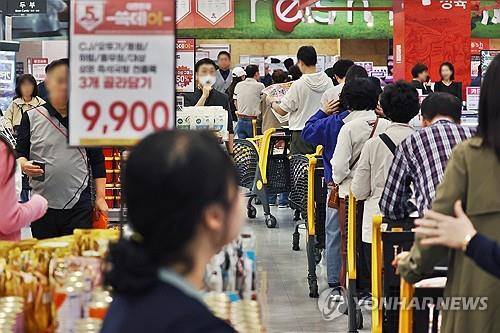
280,71,333,130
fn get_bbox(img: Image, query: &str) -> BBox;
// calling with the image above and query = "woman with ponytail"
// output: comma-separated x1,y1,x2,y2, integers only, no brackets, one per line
102,131,243,333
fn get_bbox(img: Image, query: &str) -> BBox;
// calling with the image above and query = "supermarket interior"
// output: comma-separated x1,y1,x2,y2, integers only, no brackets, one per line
0,0,500,332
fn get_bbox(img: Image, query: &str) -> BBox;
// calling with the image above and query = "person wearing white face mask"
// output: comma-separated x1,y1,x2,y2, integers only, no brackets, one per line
182,58,235,155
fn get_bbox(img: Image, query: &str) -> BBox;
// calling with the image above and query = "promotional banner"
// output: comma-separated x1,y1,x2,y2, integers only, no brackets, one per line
481,49,500,77
0,51,16,114
176,0,234,29
176,38,195,93
69,0,175,147
394,0,471,87
466,87,481,111
27,57,48,82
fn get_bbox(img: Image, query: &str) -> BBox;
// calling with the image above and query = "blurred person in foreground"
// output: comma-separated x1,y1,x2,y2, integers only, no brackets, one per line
16,59,107,239
0,135,47,240
102,131,243,333
396,54,500,333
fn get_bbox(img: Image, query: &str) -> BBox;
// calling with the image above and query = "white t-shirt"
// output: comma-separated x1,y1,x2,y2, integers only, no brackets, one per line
279,72,334,131
321,82,345,109
234,78,265,117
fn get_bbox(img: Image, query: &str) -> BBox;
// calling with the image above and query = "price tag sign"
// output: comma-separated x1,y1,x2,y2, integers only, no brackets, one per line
466,87,480,111
176,38,195,93
28,57,48,82
69,0,175,147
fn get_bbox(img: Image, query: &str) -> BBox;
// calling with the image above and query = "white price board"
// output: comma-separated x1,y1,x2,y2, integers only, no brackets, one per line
466,87,480,111
176,39,195,93
69,0,175,147
28,57,48,82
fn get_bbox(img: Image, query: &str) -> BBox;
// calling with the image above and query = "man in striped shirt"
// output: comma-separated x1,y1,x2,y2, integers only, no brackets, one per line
380,92,474,220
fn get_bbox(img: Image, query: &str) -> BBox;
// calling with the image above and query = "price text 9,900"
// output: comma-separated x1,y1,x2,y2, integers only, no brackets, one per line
82,101,170,133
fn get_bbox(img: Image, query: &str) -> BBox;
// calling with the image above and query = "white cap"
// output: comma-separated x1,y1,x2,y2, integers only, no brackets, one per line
232,67,246,78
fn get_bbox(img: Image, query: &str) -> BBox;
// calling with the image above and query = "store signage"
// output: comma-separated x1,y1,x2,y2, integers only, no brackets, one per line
371,66,389,79
466,87,480,111
69,0,175,147
471,39,490,55
355,62,374,75
6,0,47,15
27,57,48,82
480,50,500,78
273,0,302,33
0,51,16,114
176,39,195,93
176,0,234,29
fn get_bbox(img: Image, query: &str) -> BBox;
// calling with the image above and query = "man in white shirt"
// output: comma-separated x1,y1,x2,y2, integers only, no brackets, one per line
321,59,354,109
270,46,334,154
234,65,265,139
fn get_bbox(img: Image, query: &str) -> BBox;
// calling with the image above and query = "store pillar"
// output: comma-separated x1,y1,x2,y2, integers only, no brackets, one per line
393,0,471,86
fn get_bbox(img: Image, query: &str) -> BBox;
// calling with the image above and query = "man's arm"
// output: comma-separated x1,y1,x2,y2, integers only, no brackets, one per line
301,111,329,145
86,148,108,215
16,112,43,177
196,85,212,107
379,147,413,220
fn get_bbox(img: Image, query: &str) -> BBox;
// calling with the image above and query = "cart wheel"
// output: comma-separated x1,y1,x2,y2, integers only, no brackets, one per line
247,206,257,219
265,215,277,228
293,210,301,221
314,248,322,264
308,279,319,298
292,231,300,251
356,309,364,329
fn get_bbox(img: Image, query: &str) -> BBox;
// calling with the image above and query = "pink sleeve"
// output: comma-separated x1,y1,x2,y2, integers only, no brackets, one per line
0,144,48,234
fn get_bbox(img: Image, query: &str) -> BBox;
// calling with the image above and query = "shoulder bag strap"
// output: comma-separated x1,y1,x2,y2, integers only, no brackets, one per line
379,133,397,155
349,117,380,169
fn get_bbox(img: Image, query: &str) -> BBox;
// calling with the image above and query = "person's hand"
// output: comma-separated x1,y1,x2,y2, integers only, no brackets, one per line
392,251,410,273
22,161,44,178
413,200,476,250
266,95,278,106
95,197,109,217
375,102,385,117
323,100,341,115
201,84,212,98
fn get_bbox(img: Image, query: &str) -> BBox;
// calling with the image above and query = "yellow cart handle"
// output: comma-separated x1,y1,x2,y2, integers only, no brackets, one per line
347,193,357,280
371,215,384,333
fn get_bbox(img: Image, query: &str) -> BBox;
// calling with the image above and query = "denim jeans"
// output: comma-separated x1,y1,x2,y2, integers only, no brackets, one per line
326,189,342,286
268,192,289,206
236,118,253,139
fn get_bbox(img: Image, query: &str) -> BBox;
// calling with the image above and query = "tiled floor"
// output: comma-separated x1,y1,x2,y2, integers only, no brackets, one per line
250,205,372,333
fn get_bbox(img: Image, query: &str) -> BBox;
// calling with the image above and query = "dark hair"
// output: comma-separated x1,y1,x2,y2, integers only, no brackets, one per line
345,65,369,82
245,64,259,78
14,74,38,100
272,69,288,84
106,131,238,294
226,76,244,103
195,58,217,73
341,78,379,111
380,81,420,123
288,65,302,81
439,62,455,81
411,63,428,79
369,76,383,97
45,58,69,74
333,59,355,79
0,136,16,182
283,58,294,71
478,54,500,158
217,51,231,60
297,46,317,67
421,92,462,123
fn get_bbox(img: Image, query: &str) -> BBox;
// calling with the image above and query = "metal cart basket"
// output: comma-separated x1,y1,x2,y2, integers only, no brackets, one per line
233,128,291,228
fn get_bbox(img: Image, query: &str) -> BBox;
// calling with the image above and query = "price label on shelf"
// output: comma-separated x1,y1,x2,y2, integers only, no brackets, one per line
176,38,195,93
69,0,175,147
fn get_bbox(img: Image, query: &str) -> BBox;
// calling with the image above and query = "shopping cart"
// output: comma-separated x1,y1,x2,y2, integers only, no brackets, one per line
288,147,326,297
233,128,291,228
371,216,416,333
